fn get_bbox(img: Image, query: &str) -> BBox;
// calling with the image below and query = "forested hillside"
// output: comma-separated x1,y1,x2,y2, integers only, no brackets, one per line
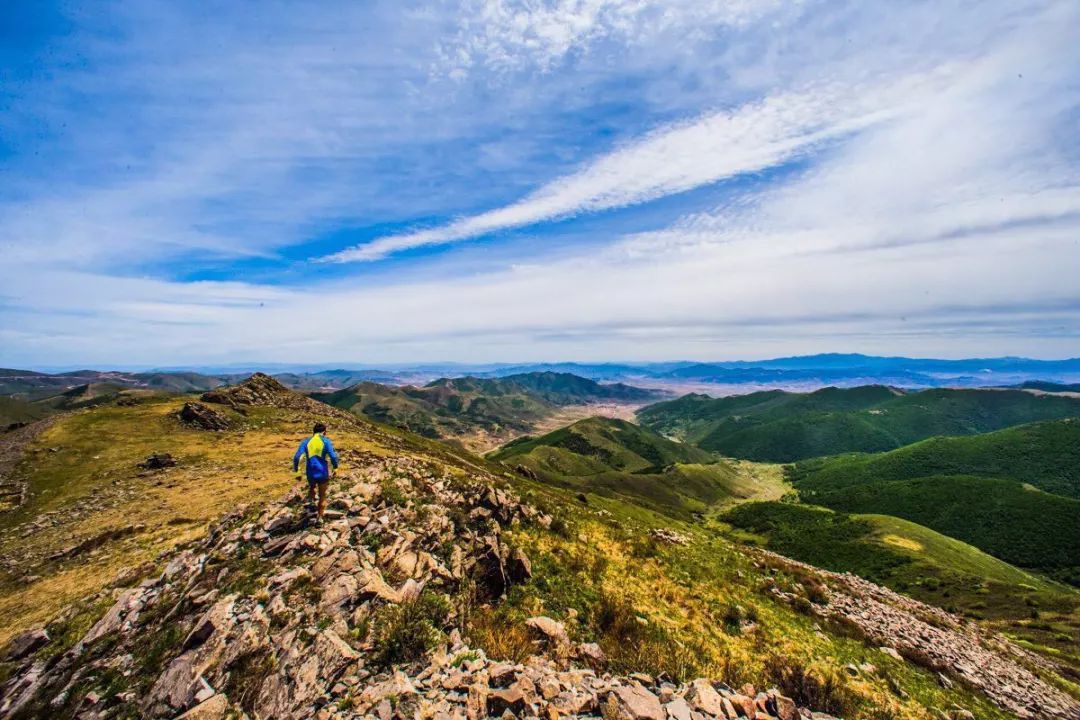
638,386,1080,461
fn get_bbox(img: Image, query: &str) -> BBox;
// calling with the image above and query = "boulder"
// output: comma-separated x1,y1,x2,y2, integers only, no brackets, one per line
321,573,360,609
175,693,231,719
177,402,230,431
664,697,693,720
879,646,903,661
489,686,529,715
3,628,49,661
729,693,756,718
467,682,489,720
576,642,606,666
81,587,146,647
357,568,403,603
140,453,177,470
182,597,236,651
507,548,532,583
603,685,665,720
685,679,726,717
350,482,381,502
360,670,417,705
769,690,797,720
649,528,689,545
525,616,569,647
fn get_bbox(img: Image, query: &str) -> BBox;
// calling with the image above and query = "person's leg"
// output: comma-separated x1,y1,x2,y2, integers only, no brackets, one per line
306,477,316,509
316,480,329,520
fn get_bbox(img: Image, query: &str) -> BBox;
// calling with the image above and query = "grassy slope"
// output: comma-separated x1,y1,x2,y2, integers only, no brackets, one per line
492,416,715,472
638,387,1080,462
489,417,753,517
719,502,1080,674
317,372,658,449
0,394,396,648
0,398,48,427
797,474,1080,579
495,478,1019,720
315,380,556,443
790,418,1080,499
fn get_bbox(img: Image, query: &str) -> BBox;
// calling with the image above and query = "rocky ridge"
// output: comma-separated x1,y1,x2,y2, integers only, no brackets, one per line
757,550,1080,719
0,449,827,720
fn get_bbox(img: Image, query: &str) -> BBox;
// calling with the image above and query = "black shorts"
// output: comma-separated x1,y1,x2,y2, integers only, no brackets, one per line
307,476,329,489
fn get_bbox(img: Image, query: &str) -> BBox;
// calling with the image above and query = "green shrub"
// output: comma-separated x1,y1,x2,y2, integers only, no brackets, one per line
764,654,860,716
372,592,451,666
379,478,408,507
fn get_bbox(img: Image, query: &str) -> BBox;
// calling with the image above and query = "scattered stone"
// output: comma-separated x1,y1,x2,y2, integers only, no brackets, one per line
604,684,664,720
178,402,231,431
879,646,903,661
526,616,570,648
685,678,726,717
507,548,532,583
2,629,49,661
0,439,1073,720
175,693,231,719
139,453,176,470
649,528,689,545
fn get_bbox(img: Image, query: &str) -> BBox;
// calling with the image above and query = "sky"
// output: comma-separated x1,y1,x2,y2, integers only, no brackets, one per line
1,0,1078,368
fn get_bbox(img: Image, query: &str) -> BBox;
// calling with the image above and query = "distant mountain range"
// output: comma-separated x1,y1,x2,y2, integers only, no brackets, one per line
11,353,1080,391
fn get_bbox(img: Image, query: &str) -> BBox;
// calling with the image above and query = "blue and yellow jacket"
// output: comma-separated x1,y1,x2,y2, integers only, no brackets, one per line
293,433,339,481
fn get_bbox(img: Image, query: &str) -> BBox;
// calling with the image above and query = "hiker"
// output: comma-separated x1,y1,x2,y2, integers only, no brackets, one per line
293,422,339,523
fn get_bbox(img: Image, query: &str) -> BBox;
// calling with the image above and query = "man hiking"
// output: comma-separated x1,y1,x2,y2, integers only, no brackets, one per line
293,422,339,524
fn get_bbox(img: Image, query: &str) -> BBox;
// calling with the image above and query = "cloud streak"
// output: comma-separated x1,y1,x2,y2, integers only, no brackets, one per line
320,73,950,263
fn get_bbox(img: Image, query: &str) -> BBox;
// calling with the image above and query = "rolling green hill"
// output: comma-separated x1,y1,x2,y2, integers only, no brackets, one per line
491,417,766,517
794,473,1080,583
493,416,715,472
29,383,149,413
315,372,659,445
420,371,660,406
638,386,1080,462
314,380,553,441
722,502,1079,660
790,419,1080,499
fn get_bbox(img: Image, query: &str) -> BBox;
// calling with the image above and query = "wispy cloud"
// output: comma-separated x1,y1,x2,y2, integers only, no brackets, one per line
320,73,952,263
437,0,786,75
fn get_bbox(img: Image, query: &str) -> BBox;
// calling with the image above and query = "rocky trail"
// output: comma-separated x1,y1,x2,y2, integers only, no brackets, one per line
1,450,835,720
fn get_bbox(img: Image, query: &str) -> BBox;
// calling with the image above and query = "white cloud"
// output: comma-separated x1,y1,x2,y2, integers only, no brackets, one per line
438,0,786,74
321,70,957,263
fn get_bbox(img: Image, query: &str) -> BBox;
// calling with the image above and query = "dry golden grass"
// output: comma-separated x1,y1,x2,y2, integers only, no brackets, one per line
0,395,390,647
494,490,1017,720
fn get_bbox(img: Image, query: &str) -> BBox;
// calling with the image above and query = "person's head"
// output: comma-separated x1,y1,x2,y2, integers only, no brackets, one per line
313,422,327,435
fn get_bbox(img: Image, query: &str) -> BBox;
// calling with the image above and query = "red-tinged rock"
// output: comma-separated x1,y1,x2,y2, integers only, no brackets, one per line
603,685,665,720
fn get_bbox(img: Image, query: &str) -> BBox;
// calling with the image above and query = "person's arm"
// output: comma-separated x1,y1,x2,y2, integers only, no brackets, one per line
292,438,308,474
324,436,340,469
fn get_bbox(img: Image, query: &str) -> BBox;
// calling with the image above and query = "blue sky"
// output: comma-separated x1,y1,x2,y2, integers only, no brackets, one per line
1,0,1078,368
